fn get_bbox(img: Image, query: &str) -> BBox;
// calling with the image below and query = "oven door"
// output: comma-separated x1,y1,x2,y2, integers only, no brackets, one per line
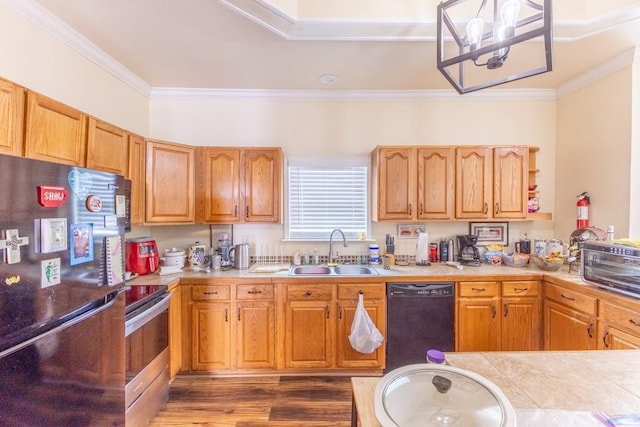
581,248,640,298
125,292,171,410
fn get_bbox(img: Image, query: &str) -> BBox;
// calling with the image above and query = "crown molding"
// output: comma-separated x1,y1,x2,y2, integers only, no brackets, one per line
0,0,151,97
556,47,639,98
149,87,556,102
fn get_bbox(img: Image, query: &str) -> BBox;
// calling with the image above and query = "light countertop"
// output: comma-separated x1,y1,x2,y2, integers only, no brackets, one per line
352,350,640,426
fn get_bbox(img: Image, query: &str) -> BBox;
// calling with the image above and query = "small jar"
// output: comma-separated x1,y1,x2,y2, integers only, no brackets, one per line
426,349,446,365
369,244,380,264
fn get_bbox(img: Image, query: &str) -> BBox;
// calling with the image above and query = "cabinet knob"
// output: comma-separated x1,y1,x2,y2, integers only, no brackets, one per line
305,291,312,296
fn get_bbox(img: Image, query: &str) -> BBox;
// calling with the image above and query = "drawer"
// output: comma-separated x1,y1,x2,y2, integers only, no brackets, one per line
600,300,640,334
338,284,384,300
237,283,274,300
286,284,333,301
191,285,231,301
502,281,539,297
459,281,500,297
544,283,597,315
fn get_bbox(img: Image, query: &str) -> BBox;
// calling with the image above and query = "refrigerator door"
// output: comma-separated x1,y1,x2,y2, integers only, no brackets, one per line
0,290,125,426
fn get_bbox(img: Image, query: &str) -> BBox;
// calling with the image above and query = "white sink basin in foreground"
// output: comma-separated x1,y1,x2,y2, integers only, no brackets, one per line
374,364,517,427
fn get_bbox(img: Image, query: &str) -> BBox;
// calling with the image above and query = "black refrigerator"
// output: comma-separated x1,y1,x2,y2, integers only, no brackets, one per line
0,154,128,426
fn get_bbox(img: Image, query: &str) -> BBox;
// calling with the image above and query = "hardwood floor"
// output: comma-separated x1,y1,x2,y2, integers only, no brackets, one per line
150,375,354,426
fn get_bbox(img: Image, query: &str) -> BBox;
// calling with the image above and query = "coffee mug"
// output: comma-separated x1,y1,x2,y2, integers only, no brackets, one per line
212,255,222,270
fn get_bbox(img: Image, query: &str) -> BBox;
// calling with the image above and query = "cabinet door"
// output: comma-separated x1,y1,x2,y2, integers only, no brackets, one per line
127,133,145,226
145,139,195,223
600,326,640,350
374,147,415,220
25,92,87,166
199,147,241,223
284,300,334,369
417,147,454,220
236,301,276,369
493,146,528,218
168,284,183,379
457,298,501,351
86,118,128,175
502,297,540,351
0,79,24,156
191,302,232,370
544,300,596,350
455,147,492,219
336,299,385,368
242,149,282,223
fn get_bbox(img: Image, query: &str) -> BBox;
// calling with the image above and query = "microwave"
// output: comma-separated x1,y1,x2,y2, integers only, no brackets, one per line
580,241,640,299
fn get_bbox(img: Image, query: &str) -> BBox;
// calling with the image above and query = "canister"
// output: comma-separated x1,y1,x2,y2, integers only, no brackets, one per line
188,242,207,267
369,244,380,264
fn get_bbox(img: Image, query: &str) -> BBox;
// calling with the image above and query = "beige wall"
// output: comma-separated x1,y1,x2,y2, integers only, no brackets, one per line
630,60,640,238
0,4,149,135
556,67,634,240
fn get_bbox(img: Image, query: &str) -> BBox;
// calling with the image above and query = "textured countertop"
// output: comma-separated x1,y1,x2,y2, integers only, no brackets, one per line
352,350,640,426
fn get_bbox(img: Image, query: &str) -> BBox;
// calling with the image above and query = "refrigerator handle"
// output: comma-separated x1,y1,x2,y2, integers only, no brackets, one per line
0,289,123,360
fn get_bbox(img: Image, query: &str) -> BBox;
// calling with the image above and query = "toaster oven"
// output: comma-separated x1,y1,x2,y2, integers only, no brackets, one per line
580,241,640,299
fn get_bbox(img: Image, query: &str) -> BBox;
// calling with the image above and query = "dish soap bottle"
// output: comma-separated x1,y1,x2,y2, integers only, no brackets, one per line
293,248,301,265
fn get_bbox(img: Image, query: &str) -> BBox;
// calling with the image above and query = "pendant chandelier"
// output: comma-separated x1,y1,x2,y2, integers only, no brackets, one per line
437,0,553,94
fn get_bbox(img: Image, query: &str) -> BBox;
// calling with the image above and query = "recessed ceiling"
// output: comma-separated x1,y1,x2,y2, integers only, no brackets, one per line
16,0,640,93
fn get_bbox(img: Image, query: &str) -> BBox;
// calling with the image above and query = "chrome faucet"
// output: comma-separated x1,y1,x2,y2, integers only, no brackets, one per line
328,229,348,264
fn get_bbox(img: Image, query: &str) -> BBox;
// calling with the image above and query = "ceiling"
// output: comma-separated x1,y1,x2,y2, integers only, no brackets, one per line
16,0,640,93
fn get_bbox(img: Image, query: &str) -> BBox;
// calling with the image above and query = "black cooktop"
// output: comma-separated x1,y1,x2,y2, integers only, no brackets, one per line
124,284,168,314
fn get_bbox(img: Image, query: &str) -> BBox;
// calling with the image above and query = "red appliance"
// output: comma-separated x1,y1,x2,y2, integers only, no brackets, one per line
126,237,159,275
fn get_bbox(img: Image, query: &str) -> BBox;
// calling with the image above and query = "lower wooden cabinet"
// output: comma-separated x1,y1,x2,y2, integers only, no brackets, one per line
543,282,597,350
598,299,640,350
187,280,275,372
457,280,540,352
281,281,386,370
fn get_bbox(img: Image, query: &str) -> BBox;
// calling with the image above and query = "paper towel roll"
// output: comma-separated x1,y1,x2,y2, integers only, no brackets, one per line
416,232,429,263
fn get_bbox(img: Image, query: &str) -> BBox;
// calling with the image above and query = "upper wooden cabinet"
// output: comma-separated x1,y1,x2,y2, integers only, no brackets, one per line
24,92,87,166
197,147,282,224
145,139,195,224
127,133,146,226
455,146,528,220
0,78,25,157
371,146,454,221
86,117,128,175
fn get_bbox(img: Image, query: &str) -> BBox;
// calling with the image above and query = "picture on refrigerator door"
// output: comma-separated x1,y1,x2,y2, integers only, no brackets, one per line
39,218,67,253
70,223,94,265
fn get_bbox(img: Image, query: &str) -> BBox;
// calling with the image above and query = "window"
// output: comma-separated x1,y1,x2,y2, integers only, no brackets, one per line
286,157,369,240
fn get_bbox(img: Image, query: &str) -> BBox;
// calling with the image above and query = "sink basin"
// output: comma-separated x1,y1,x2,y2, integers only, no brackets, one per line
374,364,516,427
288,264,379,276
289,265,332,275
333,265,378,275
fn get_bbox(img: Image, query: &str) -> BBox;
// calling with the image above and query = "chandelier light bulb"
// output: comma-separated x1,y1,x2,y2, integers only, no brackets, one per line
466,17,484,51
500,0,521,36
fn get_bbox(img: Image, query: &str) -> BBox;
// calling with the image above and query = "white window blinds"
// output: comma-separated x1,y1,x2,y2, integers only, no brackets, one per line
287,160,368,240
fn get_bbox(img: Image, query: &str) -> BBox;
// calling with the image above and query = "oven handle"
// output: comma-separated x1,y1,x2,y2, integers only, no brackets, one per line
125,293,172,337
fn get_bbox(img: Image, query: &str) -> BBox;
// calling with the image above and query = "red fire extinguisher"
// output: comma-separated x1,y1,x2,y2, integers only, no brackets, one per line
577,192,590,228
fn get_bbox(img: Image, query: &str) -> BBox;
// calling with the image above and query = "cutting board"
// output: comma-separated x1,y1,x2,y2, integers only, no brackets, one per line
249,264,290,273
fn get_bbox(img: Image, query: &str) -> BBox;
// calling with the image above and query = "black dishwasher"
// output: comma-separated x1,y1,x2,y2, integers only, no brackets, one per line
386,282,455,372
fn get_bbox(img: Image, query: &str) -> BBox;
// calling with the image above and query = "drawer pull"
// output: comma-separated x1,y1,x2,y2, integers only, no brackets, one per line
503,304,508,317
587,321,594,339
326,305,330,319
238,308,241,321
305,291,312,296
471,287,486,292
603,330,610,348
492,305,497,319
495,202,499,215
560,293,575,301
630,319,640,327
408,203,412,215
513,287,529,293
484,203,488,215
224,308,228,322
247,290,262,295
204,291,218,296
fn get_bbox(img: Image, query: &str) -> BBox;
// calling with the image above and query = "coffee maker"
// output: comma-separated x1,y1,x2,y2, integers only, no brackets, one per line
217,234,233,269
456,235,481,267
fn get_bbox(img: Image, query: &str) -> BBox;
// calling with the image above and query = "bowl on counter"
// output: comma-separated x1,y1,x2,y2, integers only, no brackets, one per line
533,255,565,271
501,252,531,268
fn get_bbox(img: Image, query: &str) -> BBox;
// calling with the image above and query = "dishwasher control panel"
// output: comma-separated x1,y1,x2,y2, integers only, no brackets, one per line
387,282,454,298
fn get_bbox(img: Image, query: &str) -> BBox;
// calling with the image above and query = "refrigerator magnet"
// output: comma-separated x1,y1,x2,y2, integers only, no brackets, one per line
40,218,68,253
85,195,103,212
70,223,94,266
41,258,61,288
